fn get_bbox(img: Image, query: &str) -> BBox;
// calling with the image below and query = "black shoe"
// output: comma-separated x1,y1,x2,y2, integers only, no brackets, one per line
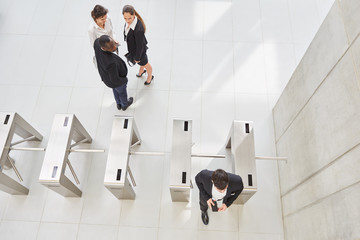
122,97,133,111
144,75,154,85
201,211,209,225
117,104,122,110
136,69,146,78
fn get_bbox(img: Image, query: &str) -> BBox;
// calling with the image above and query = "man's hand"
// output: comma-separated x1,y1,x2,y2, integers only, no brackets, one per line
218,204,227,212
207,198,215,208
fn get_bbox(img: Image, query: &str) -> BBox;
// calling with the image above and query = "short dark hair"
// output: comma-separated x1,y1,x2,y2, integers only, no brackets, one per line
91,5,108,21
211,169,229,190
99,35,111,49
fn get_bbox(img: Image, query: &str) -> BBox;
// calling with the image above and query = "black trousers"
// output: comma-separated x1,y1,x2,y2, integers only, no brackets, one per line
199,194,209,212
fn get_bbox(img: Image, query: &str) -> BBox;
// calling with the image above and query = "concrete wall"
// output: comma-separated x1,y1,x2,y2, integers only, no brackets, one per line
272,0,360,239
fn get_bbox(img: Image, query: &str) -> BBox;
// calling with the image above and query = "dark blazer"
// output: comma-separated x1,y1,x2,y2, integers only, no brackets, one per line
94,38,128,88
195,169,244,208
124,20,148,61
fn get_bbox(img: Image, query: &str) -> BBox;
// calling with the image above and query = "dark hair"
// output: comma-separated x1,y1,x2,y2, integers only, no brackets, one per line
99,35,111,49
91,5,108,21
211,169,229,190
122,5,146,32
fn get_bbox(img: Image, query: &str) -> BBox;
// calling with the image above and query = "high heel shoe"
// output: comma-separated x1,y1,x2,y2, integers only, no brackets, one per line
144,75,154,85
136,69,146,78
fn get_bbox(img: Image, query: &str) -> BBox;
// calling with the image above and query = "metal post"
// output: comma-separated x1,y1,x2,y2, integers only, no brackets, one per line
130,140,141,148
10,136,37,147
127,166,136,187
104,117,141,200
66,159,80,185
69,149,104,153
129,151,165,156
169,119,192,202
39,114,93,198
9,147,46,151
226,120,257,204
0,112,43,195
7,155,23,182
70,138,88,148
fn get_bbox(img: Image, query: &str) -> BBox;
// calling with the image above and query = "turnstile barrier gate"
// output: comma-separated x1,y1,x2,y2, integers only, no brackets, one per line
169,119,192,202
168,120,286,204
0,112,43,195
104,116,140,200
226,121,257,204
39,114,103,197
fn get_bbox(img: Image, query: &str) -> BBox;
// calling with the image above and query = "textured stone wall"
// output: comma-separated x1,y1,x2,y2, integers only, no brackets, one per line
273,0,360,239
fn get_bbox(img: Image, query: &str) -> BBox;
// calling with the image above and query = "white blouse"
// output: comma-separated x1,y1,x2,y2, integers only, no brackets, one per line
88,16,116,47
124,16,138,36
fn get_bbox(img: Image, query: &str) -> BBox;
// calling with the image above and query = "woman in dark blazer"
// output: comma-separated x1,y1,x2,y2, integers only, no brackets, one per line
122,5,154,85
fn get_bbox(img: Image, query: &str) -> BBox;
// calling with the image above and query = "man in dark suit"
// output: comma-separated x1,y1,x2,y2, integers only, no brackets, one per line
94,35,133,110
195,169,243,225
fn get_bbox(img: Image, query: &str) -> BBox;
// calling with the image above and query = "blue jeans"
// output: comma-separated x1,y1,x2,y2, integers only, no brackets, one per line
112,84,128,106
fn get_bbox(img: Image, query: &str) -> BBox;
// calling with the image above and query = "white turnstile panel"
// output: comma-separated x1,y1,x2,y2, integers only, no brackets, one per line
104,116,140,200
169,119,192,202
39,114,92,197
226,121,257,204
0,112,43,195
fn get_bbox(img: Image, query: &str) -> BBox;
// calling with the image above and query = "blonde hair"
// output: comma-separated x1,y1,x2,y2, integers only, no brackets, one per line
122,5,146,32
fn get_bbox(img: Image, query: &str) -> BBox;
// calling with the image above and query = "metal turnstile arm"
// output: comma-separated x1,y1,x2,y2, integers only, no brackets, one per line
66,159,80,185
7,156,23,182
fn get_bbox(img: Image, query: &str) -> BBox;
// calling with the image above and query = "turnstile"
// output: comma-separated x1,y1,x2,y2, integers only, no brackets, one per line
104,116,140,199
226,121,257,204
39,114,94,197
169,119,192,202
169,120,259,204
0,112,43,195
1,112,269,204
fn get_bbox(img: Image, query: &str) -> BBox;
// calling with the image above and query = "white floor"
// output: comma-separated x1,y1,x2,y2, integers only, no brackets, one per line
0,0,334,239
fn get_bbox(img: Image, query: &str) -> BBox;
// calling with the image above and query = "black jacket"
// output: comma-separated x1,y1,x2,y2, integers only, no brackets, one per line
124,20,148,61
94,38,128,88
195,169,244,208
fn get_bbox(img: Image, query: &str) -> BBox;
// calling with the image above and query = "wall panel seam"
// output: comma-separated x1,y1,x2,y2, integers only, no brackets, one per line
336,0,351,45
281,141,360,197
276,30,360,144
275,47,349,144
283,180,360,219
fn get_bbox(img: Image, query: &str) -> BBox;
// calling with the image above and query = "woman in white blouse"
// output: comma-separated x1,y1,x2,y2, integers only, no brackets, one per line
88,5,117,67
88,5,116,46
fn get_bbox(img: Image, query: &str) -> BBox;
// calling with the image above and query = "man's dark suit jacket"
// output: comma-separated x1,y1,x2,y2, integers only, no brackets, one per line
94,38,128,88
195,169,244,208
124,20,148,61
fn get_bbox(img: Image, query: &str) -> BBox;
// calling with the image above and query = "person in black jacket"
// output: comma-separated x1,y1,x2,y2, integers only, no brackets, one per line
122,5,154,85
195,169,244,225
94,35,133,110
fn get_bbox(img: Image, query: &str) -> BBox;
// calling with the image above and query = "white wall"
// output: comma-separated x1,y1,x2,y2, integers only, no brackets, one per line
273,0,360,239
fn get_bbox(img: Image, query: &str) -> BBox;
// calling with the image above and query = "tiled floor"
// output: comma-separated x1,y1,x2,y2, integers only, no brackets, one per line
0,0,334,239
